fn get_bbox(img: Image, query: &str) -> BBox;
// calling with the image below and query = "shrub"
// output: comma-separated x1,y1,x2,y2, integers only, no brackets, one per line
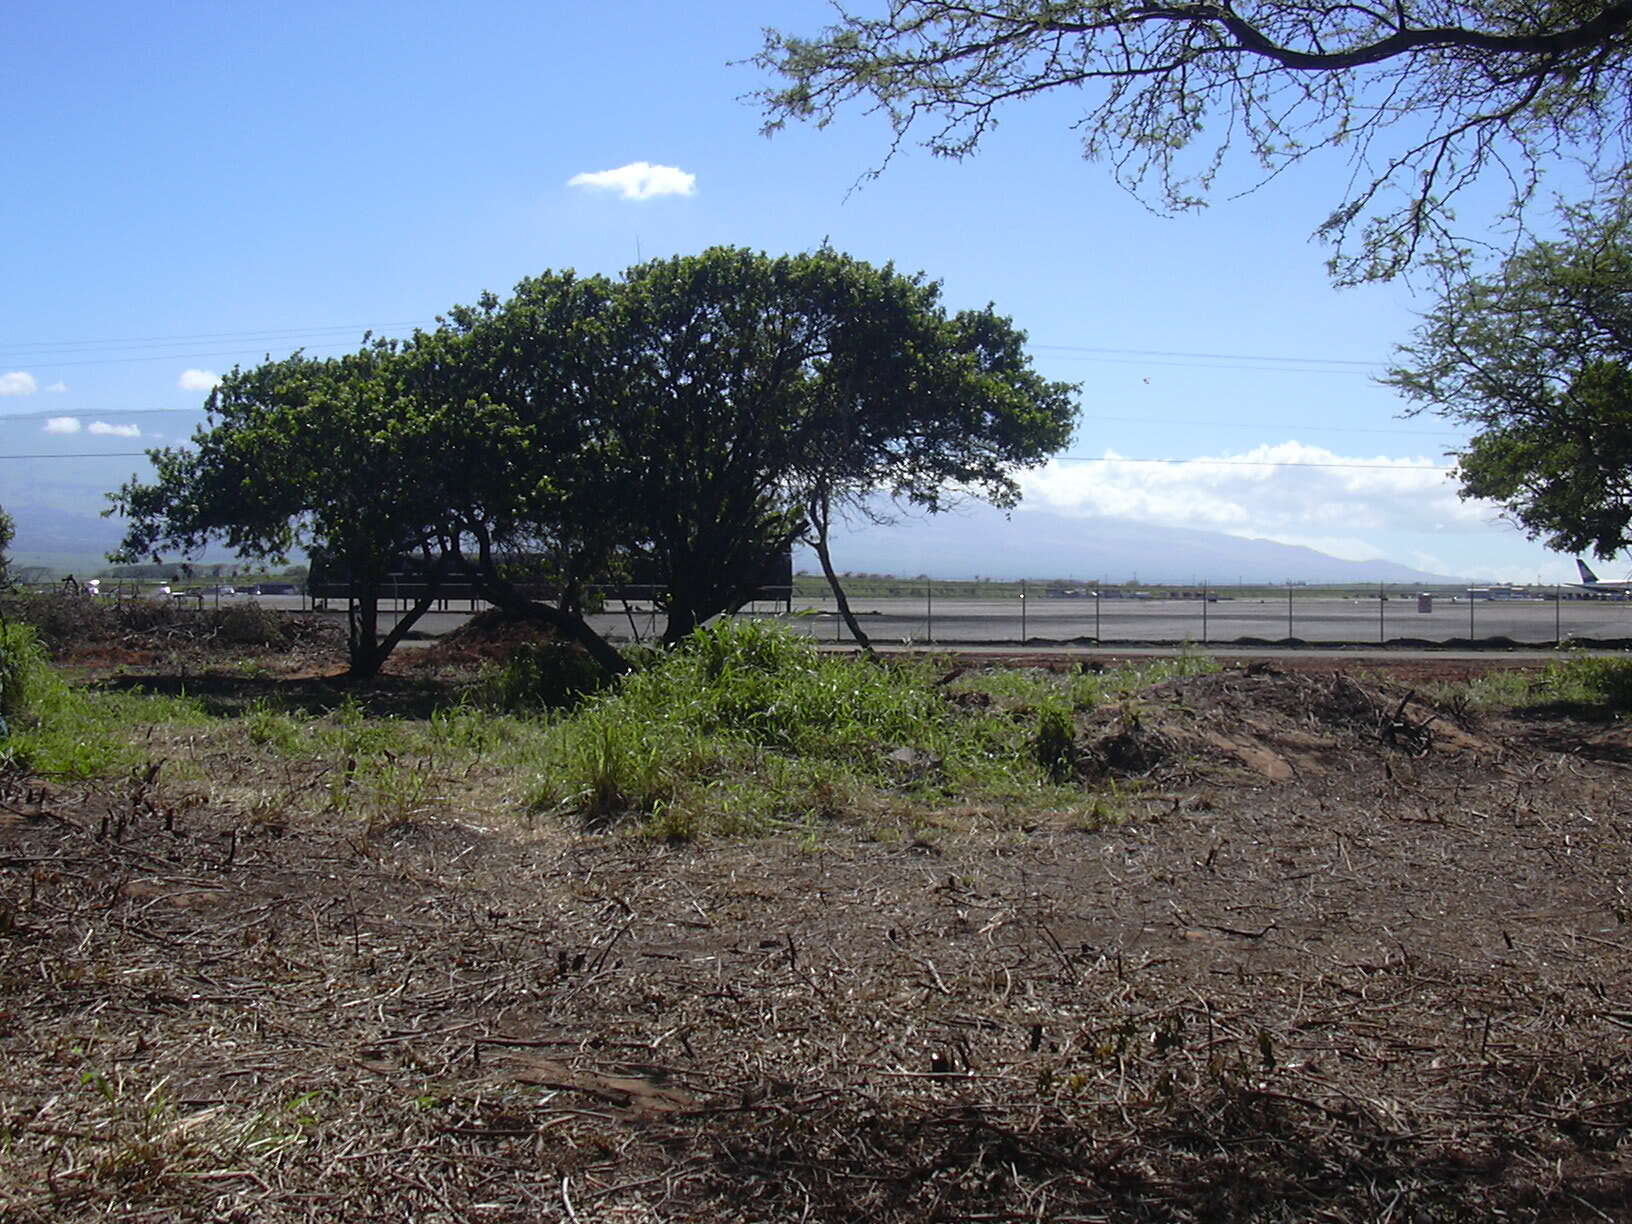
478,641,610,713
1033,703,1075,783
210,602,289,646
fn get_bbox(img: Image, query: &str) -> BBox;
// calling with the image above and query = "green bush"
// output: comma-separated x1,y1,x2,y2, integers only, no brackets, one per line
0,620,48,731
1541,655,1632,711
0,620,130,776
1033,703,1075,783
532,619,1048,832
478,641,609,713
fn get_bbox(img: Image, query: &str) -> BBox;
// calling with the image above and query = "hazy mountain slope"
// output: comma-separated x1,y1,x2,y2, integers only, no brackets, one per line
6,484,1458,584
805,504,1463,585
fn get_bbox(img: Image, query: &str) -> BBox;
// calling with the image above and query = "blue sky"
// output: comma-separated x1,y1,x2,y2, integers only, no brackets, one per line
0,1,1598,582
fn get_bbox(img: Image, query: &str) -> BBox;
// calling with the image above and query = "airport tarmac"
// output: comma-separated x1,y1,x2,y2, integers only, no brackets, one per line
253,592,1632,649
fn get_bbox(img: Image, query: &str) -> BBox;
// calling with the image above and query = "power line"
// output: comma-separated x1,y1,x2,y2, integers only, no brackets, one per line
0,321,432,359
4,344,375,371
1034,342,1381,368
0,405,1461,441
1045,353,1379,376
3,449,1458,474
0,451,150,460
1054,456,1457,472
0,320,1391,377
0,407,202,421
1078,413,1456,438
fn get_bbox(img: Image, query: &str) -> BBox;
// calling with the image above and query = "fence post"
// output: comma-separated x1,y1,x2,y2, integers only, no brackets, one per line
1201,580,1208,644
926,582,934,645
1287,584,1293,640
1020,579,1027,643
1378,583,1385,644
1469,588,1475,641
1555,585,1561,645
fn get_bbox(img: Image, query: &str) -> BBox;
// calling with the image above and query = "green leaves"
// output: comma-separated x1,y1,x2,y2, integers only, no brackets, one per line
107,246,1076,668
1390,203,1632,558
756,0,1632,283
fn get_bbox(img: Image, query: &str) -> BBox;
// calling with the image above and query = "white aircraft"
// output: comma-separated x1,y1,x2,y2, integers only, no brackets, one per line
1573,559,1632,593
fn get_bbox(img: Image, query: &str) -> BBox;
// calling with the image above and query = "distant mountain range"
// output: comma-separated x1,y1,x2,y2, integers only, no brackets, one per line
803,503,1462,585
6,494,1457,585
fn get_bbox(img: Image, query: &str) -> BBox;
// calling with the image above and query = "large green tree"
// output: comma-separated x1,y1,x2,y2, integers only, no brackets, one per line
110,277,634,679
110,248,1077,669
111,346,459,678
404,272,636,676
1388,204,1632,558
781,253,1078,645
608,247,1078,645
755,1,1632,283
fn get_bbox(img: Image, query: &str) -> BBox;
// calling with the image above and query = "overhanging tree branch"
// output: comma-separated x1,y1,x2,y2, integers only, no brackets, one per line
756,0,1632,281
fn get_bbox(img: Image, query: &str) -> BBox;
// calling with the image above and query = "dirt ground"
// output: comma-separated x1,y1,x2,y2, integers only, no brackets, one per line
3,634,1631,1221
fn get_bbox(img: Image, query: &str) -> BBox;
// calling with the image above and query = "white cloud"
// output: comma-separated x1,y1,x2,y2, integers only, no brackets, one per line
43,416,81,433
89,421,141,438
1019,441,1491,543
0,371,38,396
44,381,67,393
178,368,221,392
567,161,696,200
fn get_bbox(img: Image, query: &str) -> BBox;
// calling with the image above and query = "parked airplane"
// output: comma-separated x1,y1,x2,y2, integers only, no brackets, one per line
1573,559,1632,593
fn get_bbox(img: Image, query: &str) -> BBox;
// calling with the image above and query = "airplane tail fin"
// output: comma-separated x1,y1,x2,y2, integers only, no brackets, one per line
1577,559,1601,584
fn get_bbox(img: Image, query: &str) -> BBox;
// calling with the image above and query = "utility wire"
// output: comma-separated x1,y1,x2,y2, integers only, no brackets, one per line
0,321,431,359
3,450,1458,473
1,322,1390,375
1053,456,1457,472
1034,342,1381,367
0,451,149,459
0,405,1462,440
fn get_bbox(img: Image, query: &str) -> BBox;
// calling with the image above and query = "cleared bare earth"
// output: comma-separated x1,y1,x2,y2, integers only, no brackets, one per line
2,630,1630,1221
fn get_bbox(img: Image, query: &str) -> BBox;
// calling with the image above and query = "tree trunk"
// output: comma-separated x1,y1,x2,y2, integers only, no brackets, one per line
810,491,871,650
660,604,700,648
345,557,451,679
455,532,631,677
348,589,386,679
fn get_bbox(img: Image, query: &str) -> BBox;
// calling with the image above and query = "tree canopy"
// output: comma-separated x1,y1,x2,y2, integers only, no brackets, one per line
1388,203,1632,558
111,345,463,677
110,247,1077,672
754,1,1632,283
608,246,1077,644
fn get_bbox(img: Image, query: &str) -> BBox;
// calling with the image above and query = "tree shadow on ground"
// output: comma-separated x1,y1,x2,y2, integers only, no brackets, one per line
91,668,469,720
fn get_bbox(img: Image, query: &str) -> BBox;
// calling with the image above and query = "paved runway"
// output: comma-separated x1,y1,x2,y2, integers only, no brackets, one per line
256,591,1632,648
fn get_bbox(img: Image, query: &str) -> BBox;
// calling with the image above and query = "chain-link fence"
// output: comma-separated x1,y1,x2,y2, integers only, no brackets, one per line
724,583,1632,648
24,578,1632,648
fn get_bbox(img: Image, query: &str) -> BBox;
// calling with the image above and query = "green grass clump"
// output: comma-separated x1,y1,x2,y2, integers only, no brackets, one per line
1539,655,1632,711
474,641,610,713
1,621,213,777
1435,655,1632,716
527,619,1193,838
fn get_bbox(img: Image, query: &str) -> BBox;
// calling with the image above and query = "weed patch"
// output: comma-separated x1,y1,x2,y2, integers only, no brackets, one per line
526,621,1185,835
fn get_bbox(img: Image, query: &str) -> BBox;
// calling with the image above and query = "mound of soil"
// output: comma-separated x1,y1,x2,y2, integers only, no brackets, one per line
1076,665,1491,784
411,607,571,666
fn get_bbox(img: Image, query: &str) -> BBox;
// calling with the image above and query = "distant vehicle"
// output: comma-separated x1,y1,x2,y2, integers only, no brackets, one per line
1572,559,1632,594
251,582,298,596
203,585,236,595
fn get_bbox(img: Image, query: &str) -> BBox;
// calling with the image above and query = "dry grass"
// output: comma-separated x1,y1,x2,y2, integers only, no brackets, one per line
2,649,1631,1220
